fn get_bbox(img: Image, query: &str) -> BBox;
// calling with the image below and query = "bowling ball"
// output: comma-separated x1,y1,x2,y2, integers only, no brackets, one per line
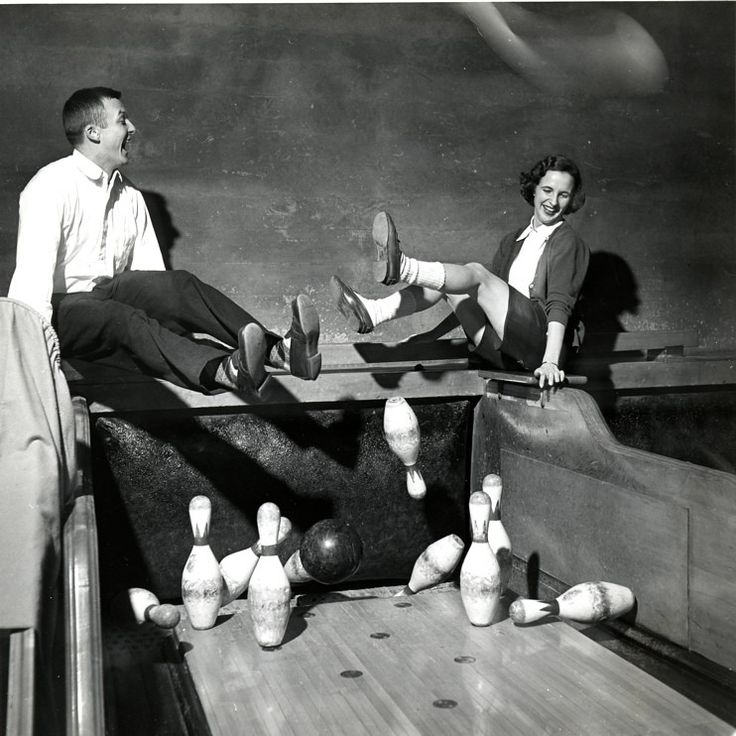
299,519,364,585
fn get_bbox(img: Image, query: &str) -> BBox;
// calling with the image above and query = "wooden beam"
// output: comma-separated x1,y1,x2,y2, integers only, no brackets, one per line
482,356,736,397
4,629,35,736
62,334,735,416
64,398,105,736
65,364,486,417
579,329,699,355
597,356,736,391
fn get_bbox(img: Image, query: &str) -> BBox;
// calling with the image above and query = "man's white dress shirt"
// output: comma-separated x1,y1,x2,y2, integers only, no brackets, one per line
8,149,164,323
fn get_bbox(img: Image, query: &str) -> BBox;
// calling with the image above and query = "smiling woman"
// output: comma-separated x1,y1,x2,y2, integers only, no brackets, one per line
331,154,590,389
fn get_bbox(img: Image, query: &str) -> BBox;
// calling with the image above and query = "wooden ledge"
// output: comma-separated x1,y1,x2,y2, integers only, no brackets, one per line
62,340,484,416
62,333,736,417
479,370,588,386
578,329,699,357
2,628,35,735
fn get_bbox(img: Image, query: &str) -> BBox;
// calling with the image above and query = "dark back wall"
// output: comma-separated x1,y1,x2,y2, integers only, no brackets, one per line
0,3,733,350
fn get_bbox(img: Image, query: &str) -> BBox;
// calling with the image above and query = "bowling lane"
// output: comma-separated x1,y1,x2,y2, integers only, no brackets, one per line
174,590,734,736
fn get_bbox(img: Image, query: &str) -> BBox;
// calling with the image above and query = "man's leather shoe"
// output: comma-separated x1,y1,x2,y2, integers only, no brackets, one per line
330,275,374,334
372,211,401,285
285,294,321,380
235,322,269,393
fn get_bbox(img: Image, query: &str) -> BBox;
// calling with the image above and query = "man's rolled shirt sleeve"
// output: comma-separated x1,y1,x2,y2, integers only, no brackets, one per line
128,191,165,271
7,178,64,324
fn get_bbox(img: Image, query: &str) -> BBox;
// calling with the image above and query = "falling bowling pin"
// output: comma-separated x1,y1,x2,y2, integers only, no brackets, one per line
396,534,465,596
383,396,426,499
127,587,181,629
181,495,224,630
220,516,292,605
509,581,635,625
284,549,312,584
482,474,512,593
248,502,292,648
460,491,501,626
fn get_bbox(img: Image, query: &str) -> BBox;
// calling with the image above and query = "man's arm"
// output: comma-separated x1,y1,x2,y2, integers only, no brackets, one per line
7,179,63,324
129,191,165,271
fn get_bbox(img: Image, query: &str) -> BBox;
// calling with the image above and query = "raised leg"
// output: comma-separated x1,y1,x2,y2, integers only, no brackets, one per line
331,276,446,334
373,212,510,339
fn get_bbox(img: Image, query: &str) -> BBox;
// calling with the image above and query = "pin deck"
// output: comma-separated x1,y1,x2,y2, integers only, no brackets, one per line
173,589,734,736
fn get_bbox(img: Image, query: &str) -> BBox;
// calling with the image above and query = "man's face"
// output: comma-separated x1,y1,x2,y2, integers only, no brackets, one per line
95,97,136,174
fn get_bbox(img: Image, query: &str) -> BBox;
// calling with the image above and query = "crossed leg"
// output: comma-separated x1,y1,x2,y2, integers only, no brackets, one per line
331,266,509,351
54,270,322,393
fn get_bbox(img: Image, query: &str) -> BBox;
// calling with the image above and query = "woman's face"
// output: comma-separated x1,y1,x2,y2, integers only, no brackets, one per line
533,170,575,226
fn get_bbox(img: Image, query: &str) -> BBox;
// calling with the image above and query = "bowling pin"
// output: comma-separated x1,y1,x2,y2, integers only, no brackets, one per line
509,581,635,625
284,549,312,584
383,396,426,499
248,502,292,648
127,587,181,629
395,534,465,596
482,474,512,593
181,495,224,630
460,491,501,626
220,516,292,605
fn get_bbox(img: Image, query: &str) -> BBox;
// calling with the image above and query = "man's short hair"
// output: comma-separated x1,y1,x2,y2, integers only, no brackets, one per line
62,87,122,146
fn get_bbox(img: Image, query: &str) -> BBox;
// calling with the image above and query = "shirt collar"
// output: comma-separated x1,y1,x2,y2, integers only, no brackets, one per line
72,149,122,186
516,216,564,241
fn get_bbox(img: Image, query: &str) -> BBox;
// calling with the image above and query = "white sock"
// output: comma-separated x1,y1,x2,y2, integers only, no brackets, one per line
357,289,417,327
399,255,445,290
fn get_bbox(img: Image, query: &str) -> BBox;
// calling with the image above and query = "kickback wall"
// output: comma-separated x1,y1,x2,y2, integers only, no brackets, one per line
0,3,733,350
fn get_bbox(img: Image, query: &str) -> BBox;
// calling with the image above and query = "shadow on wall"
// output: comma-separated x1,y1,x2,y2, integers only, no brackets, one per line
580,251,641,336
571,252,641,408
141,190,180,271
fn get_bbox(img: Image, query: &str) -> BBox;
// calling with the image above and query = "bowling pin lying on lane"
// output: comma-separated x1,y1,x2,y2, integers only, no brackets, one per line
220,516,292,605
128,587,181,629
181,495,224,630
509,581,635,625
284,549,312,584
248,503,292,648
395,534,465,596
460,492,502,626
481,474,512,593
383,396,426,500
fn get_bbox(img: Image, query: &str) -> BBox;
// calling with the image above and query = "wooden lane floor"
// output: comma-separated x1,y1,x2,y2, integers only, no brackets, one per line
173,590,734,736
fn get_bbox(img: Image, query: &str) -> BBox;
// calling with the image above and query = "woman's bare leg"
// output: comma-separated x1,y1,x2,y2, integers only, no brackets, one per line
445,293,487,346
420,262,510,341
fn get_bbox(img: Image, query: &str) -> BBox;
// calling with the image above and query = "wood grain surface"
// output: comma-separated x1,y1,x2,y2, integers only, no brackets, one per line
175,590,733,736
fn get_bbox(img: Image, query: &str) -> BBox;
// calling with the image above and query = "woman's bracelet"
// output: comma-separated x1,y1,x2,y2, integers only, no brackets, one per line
542,361,559,368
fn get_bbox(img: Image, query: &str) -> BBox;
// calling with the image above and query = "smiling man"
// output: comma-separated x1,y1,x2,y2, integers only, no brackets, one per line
8,87,321,395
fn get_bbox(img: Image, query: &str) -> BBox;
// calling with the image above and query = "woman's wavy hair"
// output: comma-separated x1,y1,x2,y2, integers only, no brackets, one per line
520,155,586,214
